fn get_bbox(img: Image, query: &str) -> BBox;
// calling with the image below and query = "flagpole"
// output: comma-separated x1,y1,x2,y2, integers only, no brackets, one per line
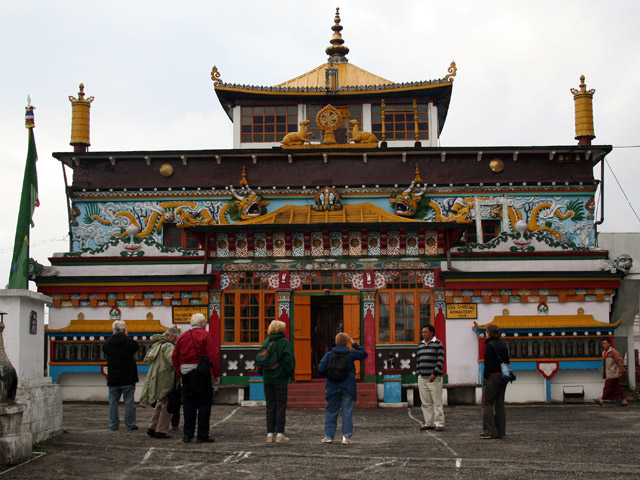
7,98,39,289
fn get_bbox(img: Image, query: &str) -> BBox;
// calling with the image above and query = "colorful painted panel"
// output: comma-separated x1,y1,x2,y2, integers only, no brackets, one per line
311,231,324,256
292,231,305,256
254,232,267,257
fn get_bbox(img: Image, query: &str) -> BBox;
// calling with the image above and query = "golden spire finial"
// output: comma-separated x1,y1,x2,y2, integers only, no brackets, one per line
239,166,248,186
570,74,595,145
325,7,349,62
413,164,423,184
69,83,95,152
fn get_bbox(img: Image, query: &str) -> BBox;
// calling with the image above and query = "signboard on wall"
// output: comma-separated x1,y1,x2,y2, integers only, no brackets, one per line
173,306,208,324
446,304,477,319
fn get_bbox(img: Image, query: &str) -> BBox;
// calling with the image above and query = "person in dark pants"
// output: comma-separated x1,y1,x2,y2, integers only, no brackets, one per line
103,320,139,431
318,333,367,445
172,313,220,443
481,323,509,439
259,320,295,444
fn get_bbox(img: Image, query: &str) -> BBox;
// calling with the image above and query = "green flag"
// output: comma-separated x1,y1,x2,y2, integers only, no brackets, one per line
8,104,39,289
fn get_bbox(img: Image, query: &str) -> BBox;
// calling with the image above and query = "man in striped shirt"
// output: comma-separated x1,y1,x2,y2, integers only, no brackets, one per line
416,324,445,431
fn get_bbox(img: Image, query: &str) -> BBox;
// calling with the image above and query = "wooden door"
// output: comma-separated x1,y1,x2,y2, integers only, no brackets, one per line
293,295,311,380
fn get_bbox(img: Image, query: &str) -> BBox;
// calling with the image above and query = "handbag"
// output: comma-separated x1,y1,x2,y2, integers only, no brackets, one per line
190,330,211,376
500,362,517,382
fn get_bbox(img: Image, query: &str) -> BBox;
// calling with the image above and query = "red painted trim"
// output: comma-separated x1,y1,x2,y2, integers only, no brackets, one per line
444,280,619,289
451,250,608,259
49,255,207,265
434,304,447,375
363,301,376,377
39,285,210,294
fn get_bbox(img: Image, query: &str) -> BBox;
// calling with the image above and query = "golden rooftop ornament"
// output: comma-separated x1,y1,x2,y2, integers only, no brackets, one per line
211,66,224,87
570,75,595,145
325,7,349,62
69,83,94,150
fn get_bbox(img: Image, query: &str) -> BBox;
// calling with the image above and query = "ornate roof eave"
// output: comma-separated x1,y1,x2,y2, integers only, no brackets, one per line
214,78,453,98
46,318,166,335
473,312,621,335
213,78,454,120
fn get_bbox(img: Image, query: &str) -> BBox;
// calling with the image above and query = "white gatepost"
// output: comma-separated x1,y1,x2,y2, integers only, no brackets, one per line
0,290,63,444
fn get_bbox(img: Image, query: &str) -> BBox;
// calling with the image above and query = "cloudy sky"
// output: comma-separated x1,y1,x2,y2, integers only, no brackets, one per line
1,0,639,288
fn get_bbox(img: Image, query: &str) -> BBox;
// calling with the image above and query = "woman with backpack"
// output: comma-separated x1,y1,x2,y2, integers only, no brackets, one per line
317,332,368,445
258,320,296,444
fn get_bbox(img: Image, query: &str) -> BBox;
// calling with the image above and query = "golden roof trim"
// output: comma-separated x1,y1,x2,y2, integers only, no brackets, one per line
46,316,166,333
229,202,423,226
474,310,621,331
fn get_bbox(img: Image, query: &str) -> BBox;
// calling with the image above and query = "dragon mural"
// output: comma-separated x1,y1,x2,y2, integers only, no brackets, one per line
389,180,427,217
489,199,585,239
218,184,270,224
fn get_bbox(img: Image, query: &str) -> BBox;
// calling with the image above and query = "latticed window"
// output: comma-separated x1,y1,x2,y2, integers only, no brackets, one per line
241,105,298,143
301,271,349,291
163,225,200,250
222,291,276,344
371,103,428,140
377,290,431,344
454,220,501,247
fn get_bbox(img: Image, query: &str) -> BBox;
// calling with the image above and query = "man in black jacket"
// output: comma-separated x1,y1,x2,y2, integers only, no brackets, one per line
103,320,139,431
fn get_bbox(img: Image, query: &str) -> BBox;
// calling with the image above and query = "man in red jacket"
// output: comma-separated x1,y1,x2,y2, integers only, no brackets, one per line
172,313,220,443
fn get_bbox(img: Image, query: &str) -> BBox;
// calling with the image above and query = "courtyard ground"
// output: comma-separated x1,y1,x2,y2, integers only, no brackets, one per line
2,400,639,479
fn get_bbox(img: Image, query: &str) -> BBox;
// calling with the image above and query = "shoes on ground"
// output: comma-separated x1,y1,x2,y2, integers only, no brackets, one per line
172,426,179,431
183,435,192,443
342,437,352,445
147,428,156,438
618,402,628,407
593,398,604,406
266,435,274,443
275,434,290,443
196,437,215,443
321,437,333,443
109,426,118,431
480,434,499,439
420,425,434,431
154,432,172,439
435,427,444,432
127,426,139,431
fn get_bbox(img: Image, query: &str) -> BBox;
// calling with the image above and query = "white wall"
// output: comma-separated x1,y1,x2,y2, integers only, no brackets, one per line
57,371,148,402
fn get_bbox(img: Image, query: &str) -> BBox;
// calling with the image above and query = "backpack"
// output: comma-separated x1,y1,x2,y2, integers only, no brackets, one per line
325,351,349,382
256,337,279,370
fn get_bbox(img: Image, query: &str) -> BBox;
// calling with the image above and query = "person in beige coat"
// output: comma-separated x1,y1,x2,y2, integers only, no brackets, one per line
593,338,628,407
140,327,180,438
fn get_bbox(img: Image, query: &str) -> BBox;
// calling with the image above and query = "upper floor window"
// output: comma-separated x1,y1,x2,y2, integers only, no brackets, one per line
306,104,362,143
371,103,428,140
454,220,501,247
164,225,201,250
241,105,298,143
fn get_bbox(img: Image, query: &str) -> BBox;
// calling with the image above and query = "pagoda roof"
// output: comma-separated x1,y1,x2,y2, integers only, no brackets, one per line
211,8,456,126
275,62,393,89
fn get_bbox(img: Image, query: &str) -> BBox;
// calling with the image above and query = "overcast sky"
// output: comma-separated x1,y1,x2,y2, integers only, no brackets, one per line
2,0,639,289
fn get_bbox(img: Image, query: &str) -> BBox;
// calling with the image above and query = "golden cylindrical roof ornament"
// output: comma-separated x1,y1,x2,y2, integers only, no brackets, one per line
570,75,595,146
69,83,94,152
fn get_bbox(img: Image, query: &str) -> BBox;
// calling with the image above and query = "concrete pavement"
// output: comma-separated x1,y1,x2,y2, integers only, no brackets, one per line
2,401,639,479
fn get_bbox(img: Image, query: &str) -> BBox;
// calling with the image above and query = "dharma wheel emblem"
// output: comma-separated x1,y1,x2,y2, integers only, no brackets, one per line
316,104,342,145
